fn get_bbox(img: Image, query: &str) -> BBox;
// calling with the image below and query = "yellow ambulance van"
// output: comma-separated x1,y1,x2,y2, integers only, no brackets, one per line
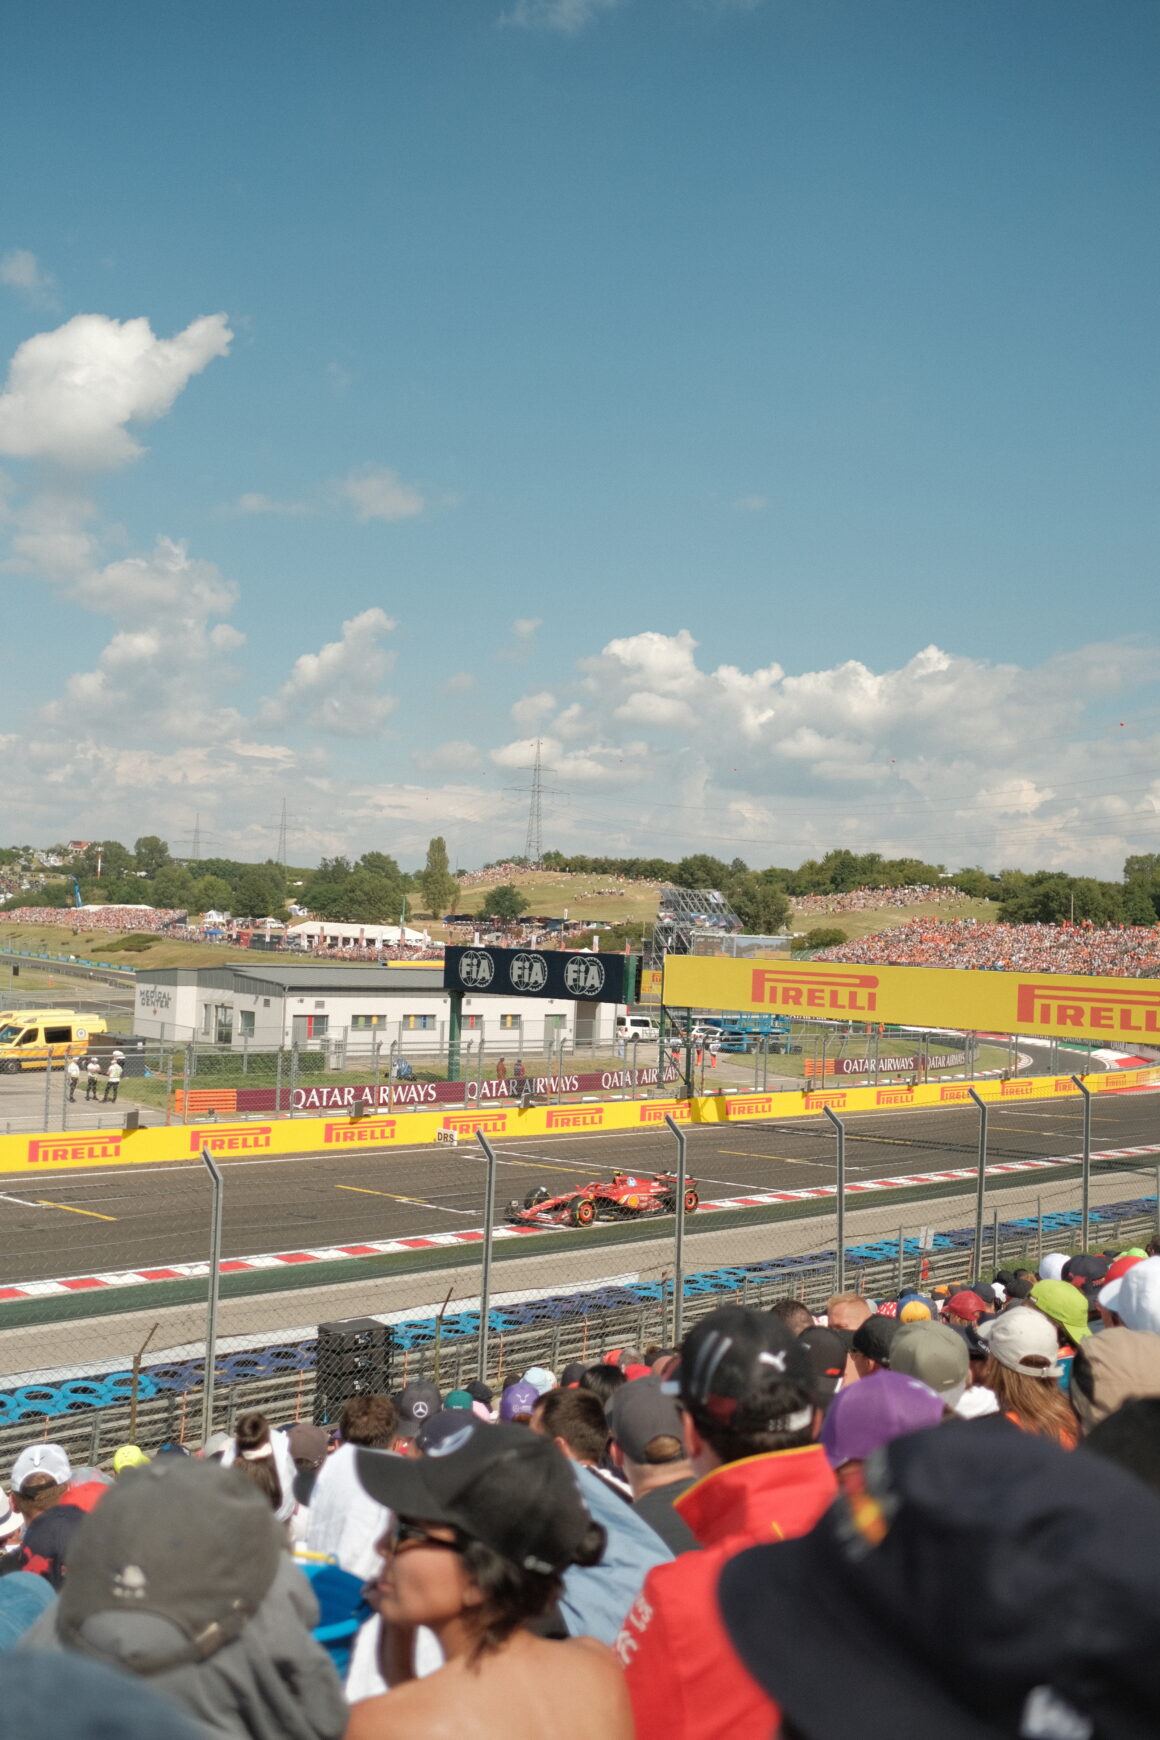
0,1010,108,1072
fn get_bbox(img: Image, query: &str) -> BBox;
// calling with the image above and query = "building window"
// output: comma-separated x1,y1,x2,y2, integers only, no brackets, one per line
351,1014,388,1031
499,1014,521,1031
314,1001,326,1010
465,1014,482,1030
215,1005,233,1045
403,1014,435,1031
239,1010,255,1037
201,1005,212,1036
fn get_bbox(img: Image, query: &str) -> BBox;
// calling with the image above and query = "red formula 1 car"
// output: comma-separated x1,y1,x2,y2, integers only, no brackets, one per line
506,1170,700,1229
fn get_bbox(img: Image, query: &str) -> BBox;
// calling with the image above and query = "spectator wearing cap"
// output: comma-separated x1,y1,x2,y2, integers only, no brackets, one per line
497,1380,540,1424
890,1322,975,1416
851,1314,900,1378
306,1394,399,1582
797,1326,853,1413
820,1371,945,1490
943,1290,988,1327
615,1306,836,1740
1070,1327,1160,1436
976,1312,1077,1447
522,1365,556,1396
20,1455,347,1740
719,1416,1160,1740
1039,1251,1069,1282
112,1444,150,1476
0,1492,24,1573
347,1420,632,1740
1097,1254,1160,1336
1031,1279,1091,1388
220,1412,297,1521
1093,1252,1145,1326
578,1364,627,1408
824,1292,872,1333
9,1444,106,1588
531,1388,671,1643
606,1376,700,1555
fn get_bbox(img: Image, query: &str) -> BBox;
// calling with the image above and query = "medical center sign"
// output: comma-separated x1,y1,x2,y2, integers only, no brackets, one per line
662,956,1160,1049
444,946,633,1004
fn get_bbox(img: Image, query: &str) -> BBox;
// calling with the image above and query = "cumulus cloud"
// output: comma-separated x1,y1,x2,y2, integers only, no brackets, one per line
0,249,58,308
511,690,557,731
0,312,231,469
442,670,476,694
498,0,624,32
513,616,541,638
338,465,424,522
263,607,398,737
233,491,313,517
413,740,484,773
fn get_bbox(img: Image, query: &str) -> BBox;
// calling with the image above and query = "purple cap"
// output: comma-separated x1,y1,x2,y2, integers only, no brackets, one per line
820,1370,945,1469
498,1381,540,1421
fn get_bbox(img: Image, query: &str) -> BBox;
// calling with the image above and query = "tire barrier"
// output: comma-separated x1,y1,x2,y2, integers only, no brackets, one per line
2,1189,1155,1427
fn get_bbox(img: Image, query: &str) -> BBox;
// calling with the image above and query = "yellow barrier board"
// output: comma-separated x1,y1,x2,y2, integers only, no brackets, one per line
0,1065,1156,1177
663,955,1160,1050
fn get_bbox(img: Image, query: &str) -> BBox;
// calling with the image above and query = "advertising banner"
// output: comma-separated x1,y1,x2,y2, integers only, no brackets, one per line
663,956,1160,1050
443,945,634,1004
1,1064,1156,1177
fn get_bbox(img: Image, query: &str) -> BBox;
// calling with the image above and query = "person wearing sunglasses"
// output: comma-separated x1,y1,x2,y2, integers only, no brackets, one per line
346,1418,632,1740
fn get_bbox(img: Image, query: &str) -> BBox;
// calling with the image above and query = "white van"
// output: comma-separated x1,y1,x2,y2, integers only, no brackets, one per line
616,1014,661,1044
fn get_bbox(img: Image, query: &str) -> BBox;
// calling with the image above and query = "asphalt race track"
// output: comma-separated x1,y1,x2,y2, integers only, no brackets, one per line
1,1091,1157,1287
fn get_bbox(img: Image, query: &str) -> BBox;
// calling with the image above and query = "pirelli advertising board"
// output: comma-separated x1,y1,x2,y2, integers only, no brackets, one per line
662,956,1160,1049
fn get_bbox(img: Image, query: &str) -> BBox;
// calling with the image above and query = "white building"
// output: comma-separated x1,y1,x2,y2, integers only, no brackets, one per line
286,920,431,950
132,962,618,1056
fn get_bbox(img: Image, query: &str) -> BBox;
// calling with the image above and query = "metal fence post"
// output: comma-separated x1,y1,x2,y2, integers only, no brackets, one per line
664,1113,689,1346
476,1131,499,1380
200,1145,224,1447
43,1056,53,1130
1155,1165,1160,1240
968,1087,988,1276
1071,1074,1092,1253
288,1042,299,1117
822,1106,846,1293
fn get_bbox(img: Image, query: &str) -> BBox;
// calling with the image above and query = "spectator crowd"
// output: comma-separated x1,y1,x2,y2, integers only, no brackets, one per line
818,915,1160,975
3,1241,1160,1737
791,883,972,916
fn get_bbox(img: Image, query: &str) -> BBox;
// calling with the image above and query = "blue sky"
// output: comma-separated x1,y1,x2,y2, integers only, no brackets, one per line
1,0,1157,875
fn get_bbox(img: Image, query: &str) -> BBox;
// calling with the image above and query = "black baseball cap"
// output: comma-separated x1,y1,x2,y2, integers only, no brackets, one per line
719,1417,1160,1740
797,1327,849,1411
607,1375,685,1462
356,1418,602,1576
464,1379,493,1406
662,1306,815,1433
395,1380,442,1424
852,1315,901,1368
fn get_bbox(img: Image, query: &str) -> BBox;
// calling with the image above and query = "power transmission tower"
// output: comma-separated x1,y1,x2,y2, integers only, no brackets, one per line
276,797,288,870
524,740,544,866
190,813,201,863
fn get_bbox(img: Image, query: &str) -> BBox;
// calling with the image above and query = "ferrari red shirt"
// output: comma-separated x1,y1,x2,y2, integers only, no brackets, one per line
615,1445,837,1740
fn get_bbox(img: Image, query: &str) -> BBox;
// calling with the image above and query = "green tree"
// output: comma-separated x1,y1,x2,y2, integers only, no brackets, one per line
479,883,529,923
672,855,732,890
357,851,402,880
151,865,198,908
419,837,458,918
191,875,235,913
134,835,171,877
234,866,288,918
729,872,791,936
78,840,135,881
1123,882,1158,926
310,871,404,923
800,926,848,950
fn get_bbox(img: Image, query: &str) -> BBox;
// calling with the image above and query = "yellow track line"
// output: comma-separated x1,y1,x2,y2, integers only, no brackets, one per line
36,1199,118,1221
335,1183,472,1215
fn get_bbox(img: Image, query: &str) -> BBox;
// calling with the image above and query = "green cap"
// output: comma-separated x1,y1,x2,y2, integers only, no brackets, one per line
1031,1279,1091,1343
444,1389,476,1411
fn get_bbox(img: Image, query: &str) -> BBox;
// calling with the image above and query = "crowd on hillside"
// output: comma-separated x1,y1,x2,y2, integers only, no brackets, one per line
2,1246,1160,1737
791,883,972,916
818,915,1160,976
0,907,188,935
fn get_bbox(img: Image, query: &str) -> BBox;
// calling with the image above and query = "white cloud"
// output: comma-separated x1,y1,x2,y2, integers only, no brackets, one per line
735,493,768,512
0,249,58,308
263,608,398,738
511,690,557,731
233,491,313,517
413,740,484,773
513,616,541,638
442,670,476,694
0,312,231,469
498,0,624,32
339,465,424,523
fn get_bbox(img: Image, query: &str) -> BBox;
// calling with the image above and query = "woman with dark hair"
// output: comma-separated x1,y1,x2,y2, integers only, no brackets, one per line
346,1420,631,1739
229,1412,285,1515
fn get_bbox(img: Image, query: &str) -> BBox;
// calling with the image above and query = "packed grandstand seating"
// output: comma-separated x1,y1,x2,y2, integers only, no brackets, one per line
0,906,189,934
791,882,975,915
3,1255,1160,1737
818,916,1160,975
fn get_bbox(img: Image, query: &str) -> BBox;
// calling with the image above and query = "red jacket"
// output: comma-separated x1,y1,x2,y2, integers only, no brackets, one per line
615,1445,837,1740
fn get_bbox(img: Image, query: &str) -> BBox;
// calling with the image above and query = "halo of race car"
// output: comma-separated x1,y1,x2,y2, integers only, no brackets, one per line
506,1169,699,1228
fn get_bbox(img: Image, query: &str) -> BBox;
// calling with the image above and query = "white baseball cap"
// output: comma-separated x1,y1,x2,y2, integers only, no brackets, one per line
0,1497,22,1537
976,1309,1062,1380
1098,1257,1160,1336
11,1442,71,1493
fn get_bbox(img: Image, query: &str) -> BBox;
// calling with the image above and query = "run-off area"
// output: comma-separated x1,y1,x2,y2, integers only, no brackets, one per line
0,1094,1156,1288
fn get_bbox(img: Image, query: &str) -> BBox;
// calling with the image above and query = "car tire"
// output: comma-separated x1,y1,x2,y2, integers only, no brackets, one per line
570,1197,596,1227
684,1189,699,1214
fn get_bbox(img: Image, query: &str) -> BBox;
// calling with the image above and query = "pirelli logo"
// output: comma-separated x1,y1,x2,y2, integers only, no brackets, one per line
189,1124,273,1154
1054,1078,1077,1094
545,1108,605,1130
1000,1080,1033,1097
1015,979,1160,1035
27,1136,123,1166
442,1113,508,1135
323,1120,397,1145
750,967,879,1014
804,1092,848,1111
875,1088,914,1106
939,1085,971,1103
727,1096,776,1117
641,1103,690,1124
